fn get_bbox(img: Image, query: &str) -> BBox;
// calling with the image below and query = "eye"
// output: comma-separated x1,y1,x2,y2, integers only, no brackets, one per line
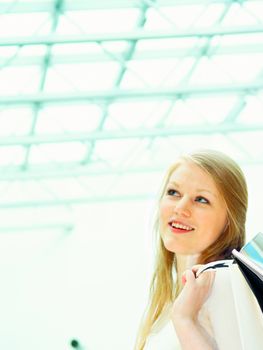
195,196,209,204
166,188,180,196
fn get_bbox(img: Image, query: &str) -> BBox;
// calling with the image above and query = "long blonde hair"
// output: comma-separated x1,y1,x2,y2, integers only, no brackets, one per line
135,149,248,350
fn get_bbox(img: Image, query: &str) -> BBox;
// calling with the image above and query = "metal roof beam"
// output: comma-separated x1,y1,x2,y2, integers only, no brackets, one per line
0,123,263,145
2,43,263,67
1,26,263,46
0,223,74,233
2,154,263,180
0,162,262,208
0,1,259,13
1,82,263,105
0,194,154,208
0,164,162,180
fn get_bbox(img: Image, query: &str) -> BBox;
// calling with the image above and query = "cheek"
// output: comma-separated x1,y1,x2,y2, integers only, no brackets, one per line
159,200,171,221
205,214,228,243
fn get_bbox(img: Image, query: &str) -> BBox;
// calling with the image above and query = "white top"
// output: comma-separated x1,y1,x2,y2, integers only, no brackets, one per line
144,318,180,350
144,303,213,350
144,319,180,350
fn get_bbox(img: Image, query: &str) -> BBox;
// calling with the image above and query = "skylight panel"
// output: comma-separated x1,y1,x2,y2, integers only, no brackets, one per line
156,57,197,88
227,132,263,160
0,12,51,38
121,58,183,88
191,3,226,28
161,134,243,157
244,1,263,22
0,206,71,230
186,95,239,124
0,46,21,59
0,66,41,94
44,61,120,92
237,95,263,124
94,139,146,167
36,104,102,133
107,100,171,129
144,4,205,30
221,2,260,26
40,178,92,199
211,53,263,82
109,172,159,195
0,146,25,166
0,107,33,136
55,13,89,36
137,138,183,166
187,56,233,85
64,8,140,33
29,143,87,164
162,99,205,126
0,180,58,203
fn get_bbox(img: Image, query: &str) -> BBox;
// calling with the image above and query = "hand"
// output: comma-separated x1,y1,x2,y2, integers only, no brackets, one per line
172,265,216,323
171,266,217,350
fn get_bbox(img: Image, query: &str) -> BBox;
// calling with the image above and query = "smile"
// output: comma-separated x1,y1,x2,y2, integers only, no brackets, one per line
168,221,194,234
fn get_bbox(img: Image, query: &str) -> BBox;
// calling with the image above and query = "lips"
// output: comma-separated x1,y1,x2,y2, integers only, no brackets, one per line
168,220,194,234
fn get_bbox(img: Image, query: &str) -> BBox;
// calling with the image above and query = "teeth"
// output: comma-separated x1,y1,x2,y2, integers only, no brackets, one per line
171,222,192,231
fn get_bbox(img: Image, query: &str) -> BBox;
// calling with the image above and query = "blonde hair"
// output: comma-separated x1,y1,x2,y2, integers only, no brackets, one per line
135,149,248,350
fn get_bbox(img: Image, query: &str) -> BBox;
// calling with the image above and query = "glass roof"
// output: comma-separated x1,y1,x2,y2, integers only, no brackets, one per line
0,0,263,230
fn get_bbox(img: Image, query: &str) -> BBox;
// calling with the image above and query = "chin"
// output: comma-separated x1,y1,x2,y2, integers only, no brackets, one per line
162,238,187,254
162,238,201,255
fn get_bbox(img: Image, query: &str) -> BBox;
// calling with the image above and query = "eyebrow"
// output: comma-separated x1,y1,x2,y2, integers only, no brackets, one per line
167,181,217,198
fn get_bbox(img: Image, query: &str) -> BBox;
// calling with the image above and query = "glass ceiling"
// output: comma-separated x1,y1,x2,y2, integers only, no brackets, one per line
1,0,263,232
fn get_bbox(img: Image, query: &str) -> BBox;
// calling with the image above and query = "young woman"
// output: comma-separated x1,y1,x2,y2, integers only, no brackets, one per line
135,149,248,350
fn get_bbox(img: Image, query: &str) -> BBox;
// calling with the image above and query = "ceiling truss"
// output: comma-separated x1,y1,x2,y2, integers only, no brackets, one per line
0,0,263,231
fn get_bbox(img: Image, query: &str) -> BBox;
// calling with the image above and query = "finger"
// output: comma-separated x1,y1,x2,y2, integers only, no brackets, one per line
191,264,204,276
202,269,216,279
197,269,216,287
208,269,216,284
182,269,196,285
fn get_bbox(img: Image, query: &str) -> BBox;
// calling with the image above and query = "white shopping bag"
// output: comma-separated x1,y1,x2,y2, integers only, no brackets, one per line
204,262,263,350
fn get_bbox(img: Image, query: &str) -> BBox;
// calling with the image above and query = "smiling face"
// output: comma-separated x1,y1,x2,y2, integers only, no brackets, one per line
159,160,228,255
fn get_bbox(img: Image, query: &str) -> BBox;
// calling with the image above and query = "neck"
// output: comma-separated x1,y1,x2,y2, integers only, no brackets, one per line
176,254,200,291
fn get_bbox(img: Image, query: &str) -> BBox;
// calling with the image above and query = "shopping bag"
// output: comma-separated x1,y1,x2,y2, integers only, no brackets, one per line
232,232,263,313
204,262,263,350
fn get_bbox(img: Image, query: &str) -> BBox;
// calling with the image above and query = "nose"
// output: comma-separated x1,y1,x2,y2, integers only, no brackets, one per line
173,197,191,217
